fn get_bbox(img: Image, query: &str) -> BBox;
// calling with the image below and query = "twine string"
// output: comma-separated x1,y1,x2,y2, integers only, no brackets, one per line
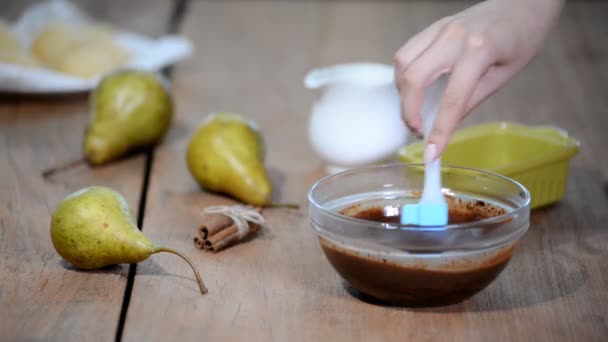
202,205,265,238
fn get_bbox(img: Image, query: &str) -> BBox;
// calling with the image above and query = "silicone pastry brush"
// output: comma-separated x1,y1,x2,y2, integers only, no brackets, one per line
401,75,449,226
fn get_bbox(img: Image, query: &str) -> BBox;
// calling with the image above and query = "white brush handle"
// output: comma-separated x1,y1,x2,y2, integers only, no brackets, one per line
420,75,448,204
421,75,448,138
421,158,443,203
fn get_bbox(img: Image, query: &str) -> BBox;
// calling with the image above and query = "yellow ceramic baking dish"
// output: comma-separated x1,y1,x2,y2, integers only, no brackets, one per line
398,121,580,209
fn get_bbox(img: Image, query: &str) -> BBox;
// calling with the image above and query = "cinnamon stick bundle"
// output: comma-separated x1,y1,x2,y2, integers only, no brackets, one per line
193,209,261,253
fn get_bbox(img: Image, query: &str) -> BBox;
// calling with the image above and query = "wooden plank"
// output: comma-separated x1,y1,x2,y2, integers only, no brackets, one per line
123,1,608,341
0,1,174,341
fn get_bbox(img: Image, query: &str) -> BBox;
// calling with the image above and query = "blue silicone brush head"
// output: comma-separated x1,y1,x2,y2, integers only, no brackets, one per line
401,75,449,226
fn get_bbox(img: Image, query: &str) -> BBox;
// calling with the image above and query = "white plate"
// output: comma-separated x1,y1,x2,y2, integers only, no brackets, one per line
0,0,193,94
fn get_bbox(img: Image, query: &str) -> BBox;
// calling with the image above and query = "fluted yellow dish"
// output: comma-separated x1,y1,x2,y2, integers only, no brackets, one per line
398,121,580,209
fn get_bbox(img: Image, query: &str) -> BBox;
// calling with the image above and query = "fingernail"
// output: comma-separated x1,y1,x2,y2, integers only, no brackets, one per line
424,143,439,164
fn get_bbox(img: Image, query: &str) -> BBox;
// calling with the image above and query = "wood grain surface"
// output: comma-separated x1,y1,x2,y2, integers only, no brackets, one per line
121,1,607,341
0,1,173,341
2,0,607,341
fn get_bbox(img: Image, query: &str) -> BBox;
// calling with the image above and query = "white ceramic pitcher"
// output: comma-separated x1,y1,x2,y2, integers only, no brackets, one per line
304,63,408,173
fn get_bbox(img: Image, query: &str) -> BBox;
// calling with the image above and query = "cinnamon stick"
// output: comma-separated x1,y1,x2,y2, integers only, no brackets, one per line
207,224,239,245
194,206,264,253
247,223,261,235
205,237,233,252
198,214,233,239
193,236,205,250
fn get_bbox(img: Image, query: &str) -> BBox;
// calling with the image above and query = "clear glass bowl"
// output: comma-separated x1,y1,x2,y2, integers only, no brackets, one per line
308,163,530,307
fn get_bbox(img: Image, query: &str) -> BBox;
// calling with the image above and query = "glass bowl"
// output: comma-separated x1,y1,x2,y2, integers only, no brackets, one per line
308,163,530,307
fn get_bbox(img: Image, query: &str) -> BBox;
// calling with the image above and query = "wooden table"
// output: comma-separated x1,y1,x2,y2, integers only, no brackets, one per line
2,1,607,341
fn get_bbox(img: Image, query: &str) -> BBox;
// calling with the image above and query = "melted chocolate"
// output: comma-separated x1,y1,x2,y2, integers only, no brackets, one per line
320,198,512,307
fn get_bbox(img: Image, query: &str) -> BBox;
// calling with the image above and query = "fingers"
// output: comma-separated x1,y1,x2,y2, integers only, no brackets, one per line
394,17,452,135
464,64,519,114
425,34,495,161
394,17,452,74
400,95,424,137
396,23,464,135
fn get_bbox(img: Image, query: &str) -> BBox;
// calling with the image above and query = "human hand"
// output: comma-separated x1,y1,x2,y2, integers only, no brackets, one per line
394,0,564,162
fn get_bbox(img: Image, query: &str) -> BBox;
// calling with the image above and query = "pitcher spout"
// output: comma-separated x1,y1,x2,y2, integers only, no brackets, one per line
304,63,395,89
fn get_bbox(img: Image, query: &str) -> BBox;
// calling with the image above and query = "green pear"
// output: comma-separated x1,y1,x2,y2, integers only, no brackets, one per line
186,112,272,206
50,186,207,295
84,70,173,165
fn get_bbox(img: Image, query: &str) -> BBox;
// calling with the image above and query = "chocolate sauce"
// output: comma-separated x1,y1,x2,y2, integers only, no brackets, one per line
320,198,513,307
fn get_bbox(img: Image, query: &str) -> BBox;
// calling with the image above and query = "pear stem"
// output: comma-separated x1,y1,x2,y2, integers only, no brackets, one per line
262,203,300,209
42,158,87,180
155,247,208,295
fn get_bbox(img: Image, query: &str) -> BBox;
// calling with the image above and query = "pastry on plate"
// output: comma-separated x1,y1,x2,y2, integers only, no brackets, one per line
31,21,129,78
54,34,128,78
0,20,40,67
0,20,20,51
